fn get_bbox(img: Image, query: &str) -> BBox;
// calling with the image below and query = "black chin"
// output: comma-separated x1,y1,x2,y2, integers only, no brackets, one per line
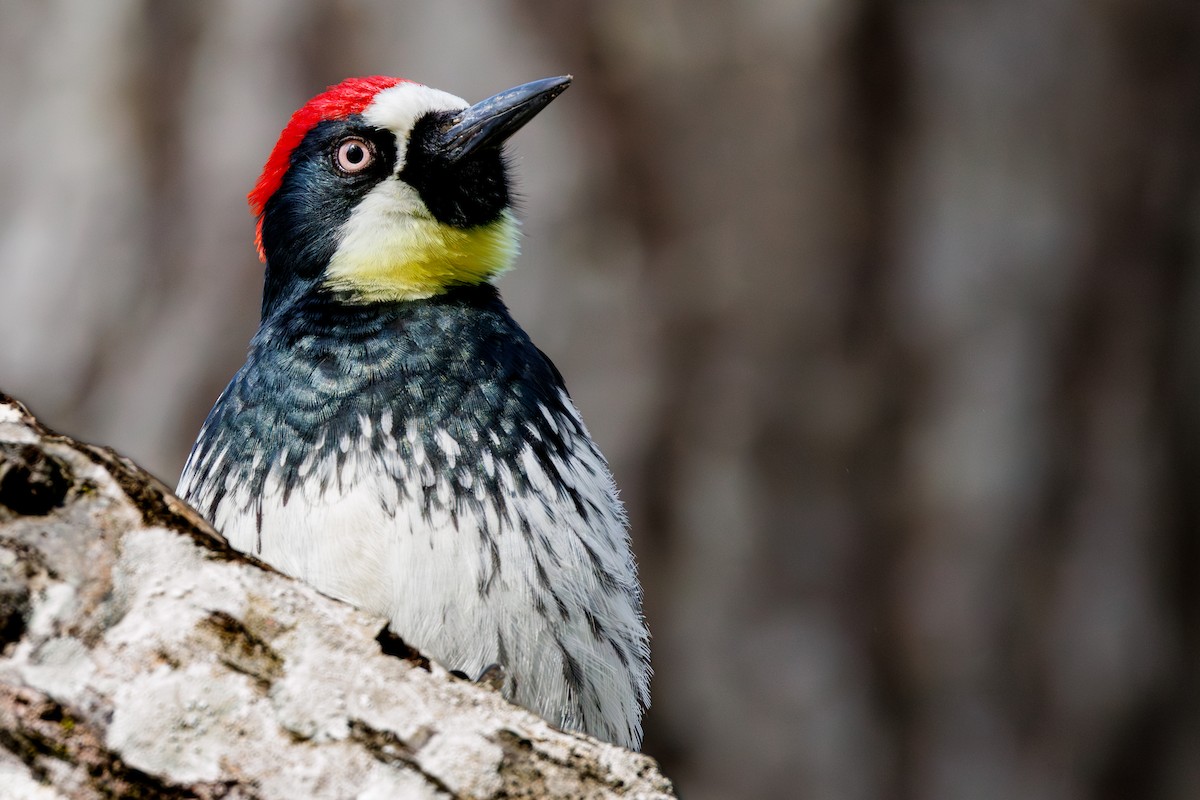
401,111,512,229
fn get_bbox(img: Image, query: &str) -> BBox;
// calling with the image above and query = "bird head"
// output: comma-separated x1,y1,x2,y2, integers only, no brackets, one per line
248,75,571,315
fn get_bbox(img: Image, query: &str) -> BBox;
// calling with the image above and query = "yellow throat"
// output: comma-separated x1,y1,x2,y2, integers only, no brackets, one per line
323,206,520,302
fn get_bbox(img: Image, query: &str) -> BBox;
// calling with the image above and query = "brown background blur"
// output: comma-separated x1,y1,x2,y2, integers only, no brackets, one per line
3,2,1199,799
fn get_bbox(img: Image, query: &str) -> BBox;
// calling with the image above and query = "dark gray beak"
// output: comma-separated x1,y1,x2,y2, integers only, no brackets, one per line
438,76,572,163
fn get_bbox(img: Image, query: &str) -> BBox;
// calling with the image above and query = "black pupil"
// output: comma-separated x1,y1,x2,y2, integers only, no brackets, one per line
345,143,364,164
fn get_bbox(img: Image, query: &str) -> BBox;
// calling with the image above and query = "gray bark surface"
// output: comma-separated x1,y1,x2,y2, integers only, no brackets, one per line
0,393,675,800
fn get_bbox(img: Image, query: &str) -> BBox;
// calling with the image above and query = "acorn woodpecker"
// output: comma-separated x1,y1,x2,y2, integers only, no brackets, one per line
177,76,650,748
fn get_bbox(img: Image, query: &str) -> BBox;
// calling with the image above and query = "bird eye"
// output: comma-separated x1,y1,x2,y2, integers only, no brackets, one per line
335,137,374,174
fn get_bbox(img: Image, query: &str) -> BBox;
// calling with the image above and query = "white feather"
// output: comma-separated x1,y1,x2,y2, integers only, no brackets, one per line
201,404,648,748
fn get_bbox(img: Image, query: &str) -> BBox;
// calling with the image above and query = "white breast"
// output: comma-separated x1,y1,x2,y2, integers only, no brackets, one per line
188,399,649,749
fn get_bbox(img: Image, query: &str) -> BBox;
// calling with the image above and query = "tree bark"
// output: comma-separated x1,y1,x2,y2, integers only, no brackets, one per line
0,393,675,800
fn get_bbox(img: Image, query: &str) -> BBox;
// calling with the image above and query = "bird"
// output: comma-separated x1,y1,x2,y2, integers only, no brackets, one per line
175,75,650,749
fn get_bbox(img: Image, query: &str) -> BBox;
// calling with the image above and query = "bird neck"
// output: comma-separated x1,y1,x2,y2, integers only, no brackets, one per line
258,281,508,337
321,210,521,304
259,212,520,319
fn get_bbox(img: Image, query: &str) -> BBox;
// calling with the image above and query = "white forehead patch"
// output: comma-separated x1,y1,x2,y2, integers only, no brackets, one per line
363,83,468,172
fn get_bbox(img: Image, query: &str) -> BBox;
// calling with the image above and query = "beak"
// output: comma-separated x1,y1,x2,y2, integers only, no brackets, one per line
438,75,572,163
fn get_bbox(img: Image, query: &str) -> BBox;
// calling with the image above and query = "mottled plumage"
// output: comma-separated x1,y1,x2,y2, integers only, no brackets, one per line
178,76,649,748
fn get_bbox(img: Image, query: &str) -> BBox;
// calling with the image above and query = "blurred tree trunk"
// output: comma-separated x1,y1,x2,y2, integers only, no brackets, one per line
520,2,1200,799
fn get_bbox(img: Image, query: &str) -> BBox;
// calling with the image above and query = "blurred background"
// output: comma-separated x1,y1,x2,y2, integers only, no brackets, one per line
2,1,1199,798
